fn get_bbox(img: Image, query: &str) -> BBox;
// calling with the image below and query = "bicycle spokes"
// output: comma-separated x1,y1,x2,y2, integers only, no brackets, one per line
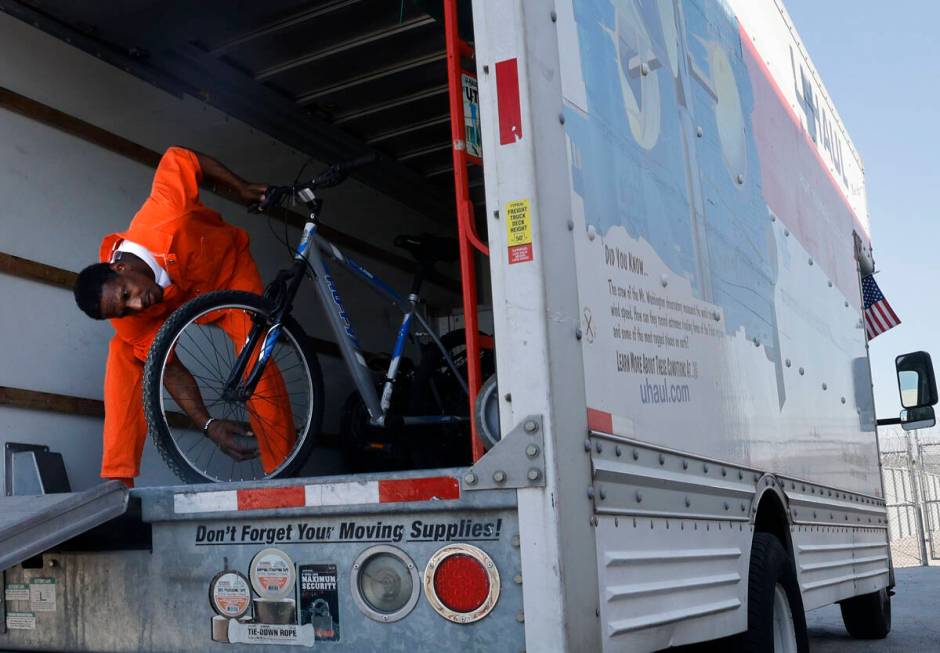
159,304,314,482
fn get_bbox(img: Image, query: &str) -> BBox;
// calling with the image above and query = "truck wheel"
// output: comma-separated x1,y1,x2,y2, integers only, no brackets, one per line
739,533,809,653
839,587,891,639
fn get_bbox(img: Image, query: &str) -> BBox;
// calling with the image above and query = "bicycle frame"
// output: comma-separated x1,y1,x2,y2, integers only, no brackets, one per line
235,203,468,429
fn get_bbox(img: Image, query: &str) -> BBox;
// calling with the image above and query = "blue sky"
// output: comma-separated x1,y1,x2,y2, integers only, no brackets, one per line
785,1,940,419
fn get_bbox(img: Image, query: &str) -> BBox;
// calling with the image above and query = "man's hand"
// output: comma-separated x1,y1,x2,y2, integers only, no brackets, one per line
206,419,259,462
238,182,269,206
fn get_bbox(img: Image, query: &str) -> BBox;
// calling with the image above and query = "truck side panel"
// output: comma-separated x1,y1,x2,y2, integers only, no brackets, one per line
474,1,890,650
559,0,879,496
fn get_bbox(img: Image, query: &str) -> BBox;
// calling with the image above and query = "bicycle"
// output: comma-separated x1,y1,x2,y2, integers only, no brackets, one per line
142,154,490,484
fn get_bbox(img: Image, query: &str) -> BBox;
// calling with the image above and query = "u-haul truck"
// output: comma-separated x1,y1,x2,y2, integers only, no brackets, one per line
1,0,926,651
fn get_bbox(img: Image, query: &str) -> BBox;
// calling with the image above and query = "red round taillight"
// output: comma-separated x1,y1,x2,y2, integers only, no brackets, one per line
433,554,490,612
424,544,500,623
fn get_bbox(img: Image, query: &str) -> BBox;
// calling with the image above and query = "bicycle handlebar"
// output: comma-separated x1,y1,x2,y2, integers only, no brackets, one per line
331,152,378,176
249,152,379,214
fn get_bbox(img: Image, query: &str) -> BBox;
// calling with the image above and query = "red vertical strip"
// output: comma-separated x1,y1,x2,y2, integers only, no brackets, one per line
379,477,461,503
236,486,305,511
495,58,523,144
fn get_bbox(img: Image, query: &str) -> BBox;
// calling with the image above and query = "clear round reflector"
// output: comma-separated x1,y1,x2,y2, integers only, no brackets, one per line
358,552,414,614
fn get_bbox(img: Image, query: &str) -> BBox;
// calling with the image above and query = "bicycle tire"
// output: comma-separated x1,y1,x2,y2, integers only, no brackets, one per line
143,290,324,484
409,329,494,413
474,373,500,451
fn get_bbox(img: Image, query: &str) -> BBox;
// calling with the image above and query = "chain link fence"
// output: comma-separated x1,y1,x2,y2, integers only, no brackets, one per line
877,426,940,567
880,428,927,567
915,434,940,561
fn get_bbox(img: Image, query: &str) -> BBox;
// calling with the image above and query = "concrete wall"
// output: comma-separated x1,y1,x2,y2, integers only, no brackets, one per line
0,13,460,489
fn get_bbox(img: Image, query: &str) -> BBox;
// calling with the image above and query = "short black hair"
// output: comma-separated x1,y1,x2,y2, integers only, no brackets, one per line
74,262,116,319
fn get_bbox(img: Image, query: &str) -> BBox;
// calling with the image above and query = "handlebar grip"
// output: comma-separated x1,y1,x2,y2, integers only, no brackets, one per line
249,185,289,213
332,152,378,175
308,153,378,190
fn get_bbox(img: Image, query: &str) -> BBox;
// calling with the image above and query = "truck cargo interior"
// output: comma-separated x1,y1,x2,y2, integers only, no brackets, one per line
0,0,495,489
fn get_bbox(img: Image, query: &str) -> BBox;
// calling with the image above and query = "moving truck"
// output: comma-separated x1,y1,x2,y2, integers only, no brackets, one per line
1,0,928,651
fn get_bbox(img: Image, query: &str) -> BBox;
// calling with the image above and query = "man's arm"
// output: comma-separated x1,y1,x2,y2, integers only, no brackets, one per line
163,356,258,461
192,150,268,206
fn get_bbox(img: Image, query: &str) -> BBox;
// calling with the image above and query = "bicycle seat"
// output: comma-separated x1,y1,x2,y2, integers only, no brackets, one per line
393,234,459,265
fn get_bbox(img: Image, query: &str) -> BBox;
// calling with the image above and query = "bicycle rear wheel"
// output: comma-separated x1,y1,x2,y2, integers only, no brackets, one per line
143,290,323,484
408,329,495,468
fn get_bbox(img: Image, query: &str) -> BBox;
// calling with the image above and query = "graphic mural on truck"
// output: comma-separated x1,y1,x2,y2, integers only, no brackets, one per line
561,0,878,492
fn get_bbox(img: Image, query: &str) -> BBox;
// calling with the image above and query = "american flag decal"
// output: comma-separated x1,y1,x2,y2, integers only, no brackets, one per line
862,275,900,339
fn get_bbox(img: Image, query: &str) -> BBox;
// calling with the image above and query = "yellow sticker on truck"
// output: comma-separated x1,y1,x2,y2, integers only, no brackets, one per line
505,199,533,264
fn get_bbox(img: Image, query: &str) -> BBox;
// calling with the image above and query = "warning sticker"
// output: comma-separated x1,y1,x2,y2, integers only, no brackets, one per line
6,612,36,630
5,583,29,601
29,578,56,612
506,199,533,264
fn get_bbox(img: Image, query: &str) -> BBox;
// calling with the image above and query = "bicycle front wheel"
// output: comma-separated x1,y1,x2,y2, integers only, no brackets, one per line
143,290,323,484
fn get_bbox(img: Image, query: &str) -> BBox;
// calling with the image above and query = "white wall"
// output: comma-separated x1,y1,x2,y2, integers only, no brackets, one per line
0,13,459,489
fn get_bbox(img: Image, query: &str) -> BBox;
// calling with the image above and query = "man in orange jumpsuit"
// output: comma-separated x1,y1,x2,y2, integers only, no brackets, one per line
73,147,294,486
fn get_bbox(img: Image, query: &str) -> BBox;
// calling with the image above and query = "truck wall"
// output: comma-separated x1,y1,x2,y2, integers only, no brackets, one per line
557,0,880,496
0,13,459,491
472,1,888,650
728,0,869,234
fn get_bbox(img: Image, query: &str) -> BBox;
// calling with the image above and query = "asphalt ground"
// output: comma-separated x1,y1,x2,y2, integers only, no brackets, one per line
666,566,940,652
806,566,940,652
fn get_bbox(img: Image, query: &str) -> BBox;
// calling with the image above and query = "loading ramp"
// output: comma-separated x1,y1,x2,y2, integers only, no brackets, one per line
0,481,128,571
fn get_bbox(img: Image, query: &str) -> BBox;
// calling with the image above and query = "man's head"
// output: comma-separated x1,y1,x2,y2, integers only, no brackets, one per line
73,254,163,319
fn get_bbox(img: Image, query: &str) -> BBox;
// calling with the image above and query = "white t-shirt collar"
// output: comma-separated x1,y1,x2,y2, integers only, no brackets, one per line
112,239,172,288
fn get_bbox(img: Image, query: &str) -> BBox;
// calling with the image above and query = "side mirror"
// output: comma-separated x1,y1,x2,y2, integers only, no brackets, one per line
895,351,938,409
901,405,936,431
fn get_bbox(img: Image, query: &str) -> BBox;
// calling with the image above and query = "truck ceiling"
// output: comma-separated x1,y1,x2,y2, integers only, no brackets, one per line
2,0,483,223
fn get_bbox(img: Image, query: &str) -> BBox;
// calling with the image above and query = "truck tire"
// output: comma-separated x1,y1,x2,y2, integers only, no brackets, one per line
738,533,809,653
839,587,891,639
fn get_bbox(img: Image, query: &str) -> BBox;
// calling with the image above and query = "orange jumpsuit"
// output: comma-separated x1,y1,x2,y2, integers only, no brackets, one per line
98,148,294,479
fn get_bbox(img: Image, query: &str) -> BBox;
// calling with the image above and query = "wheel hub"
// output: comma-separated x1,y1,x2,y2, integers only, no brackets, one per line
772,583,798,653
